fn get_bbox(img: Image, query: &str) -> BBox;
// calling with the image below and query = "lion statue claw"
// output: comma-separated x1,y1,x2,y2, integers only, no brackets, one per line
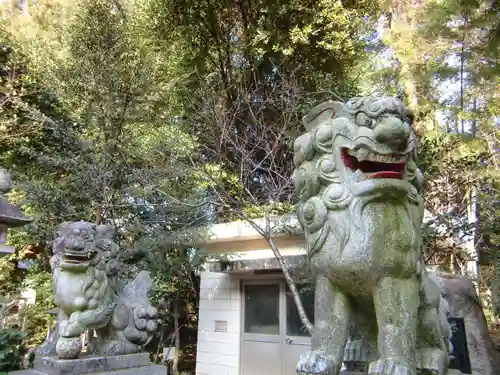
297,350,341,375
292,97,452,375
44,221,158,359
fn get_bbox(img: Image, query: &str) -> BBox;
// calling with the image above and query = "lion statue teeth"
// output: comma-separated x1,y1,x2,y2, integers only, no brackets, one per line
45,221,158,359
292,97,452,375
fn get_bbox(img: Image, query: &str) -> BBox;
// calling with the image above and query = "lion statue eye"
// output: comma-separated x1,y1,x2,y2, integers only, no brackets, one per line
355,112,374,128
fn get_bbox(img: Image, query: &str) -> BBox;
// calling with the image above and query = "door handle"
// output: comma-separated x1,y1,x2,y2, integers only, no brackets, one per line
285,338,293,344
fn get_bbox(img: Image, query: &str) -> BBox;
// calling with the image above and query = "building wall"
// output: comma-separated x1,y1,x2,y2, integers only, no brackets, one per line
194,224,305,375
196,271,242,375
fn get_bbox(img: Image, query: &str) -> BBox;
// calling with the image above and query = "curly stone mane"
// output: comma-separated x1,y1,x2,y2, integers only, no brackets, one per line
292,97,423,258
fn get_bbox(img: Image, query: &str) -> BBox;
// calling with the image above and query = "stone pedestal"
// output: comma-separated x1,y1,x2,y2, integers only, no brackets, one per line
337,371,464,375
9,353,167,375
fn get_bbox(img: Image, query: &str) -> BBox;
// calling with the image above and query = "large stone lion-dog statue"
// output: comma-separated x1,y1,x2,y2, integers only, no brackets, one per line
292,96,453,375
43,221,158,359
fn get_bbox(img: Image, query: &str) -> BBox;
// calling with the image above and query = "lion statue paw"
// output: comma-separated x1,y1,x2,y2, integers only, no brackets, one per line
55,336,82,359
297,350,342,375
368,358,416,375
416,348,448,375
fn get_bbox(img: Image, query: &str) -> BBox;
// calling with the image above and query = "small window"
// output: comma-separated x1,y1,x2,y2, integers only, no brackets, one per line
286,283,315,337
244,284,280,335
214,320,228,333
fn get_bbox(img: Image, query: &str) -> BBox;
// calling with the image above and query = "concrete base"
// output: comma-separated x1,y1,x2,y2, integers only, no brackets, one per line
9,353,167,375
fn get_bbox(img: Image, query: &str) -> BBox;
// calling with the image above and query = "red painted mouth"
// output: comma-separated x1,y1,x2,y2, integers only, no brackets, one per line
341,148,406,179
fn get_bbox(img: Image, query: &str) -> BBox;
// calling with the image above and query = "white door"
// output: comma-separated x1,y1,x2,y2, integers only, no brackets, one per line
241,281,283,375
241,280,314,375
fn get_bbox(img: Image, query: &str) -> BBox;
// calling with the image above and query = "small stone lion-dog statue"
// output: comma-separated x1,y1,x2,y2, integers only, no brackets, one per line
292,97,453,375
45,221,158,359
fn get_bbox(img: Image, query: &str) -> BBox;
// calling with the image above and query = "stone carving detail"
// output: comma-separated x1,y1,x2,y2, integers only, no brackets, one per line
46,221,158,359
292,97,453,375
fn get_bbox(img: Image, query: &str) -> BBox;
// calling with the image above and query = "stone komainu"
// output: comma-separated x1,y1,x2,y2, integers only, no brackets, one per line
292,97,453,375
42,221,158,359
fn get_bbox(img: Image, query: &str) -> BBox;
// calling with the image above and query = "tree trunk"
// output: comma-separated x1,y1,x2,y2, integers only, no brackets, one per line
460,38,465,134
471,98,477,137
486,134,499,170
173,292,181,375
466,186,479,293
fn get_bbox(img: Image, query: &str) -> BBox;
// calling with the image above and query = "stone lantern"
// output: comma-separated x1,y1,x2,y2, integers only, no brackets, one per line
0,168,33,256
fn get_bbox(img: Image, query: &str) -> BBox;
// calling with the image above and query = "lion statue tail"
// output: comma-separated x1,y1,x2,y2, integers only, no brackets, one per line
118,271,159,348
122,304,159,347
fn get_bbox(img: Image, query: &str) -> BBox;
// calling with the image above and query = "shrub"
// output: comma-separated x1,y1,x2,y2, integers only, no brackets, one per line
0,328,26,371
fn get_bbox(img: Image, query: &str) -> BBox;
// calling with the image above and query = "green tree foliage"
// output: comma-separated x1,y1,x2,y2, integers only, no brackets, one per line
0,31,91,285
0,327,26,371
417,130,492,262
18,266,54,348
1,1,207,360
144,0,383,218
374,0,499,320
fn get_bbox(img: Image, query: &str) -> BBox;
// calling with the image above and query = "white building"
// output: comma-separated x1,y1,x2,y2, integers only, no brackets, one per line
193,217,316,375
